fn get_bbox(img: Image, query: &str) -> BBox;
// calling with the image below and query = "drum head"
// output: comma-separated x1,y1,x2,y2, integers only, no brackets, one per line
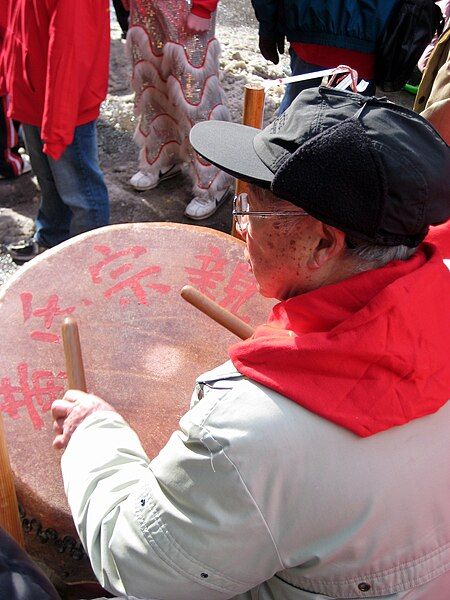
0,223,273,582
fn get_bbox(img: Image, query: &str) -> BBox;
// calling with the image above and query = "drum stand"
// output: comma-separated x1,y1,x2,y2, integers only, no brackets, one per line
0,413,24,546
232,84,265,238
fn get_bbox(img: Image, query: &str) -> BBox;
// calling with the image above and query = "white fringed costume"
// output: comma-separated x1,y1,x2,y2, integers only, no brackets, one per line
127,0,232,198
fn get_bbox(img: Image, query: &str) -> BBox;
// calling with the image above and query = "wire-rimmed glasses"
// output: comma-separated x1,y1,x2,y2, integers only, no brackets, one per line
232,193,308,233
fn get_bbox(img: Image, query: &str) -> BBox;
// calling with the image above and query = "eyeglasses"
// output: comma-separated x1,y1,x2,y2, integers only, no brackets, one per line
232,193,308,232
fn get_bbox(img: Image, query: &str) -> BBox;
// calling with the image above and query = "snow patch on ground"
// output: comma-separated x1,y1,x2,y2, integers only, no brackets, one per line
218,25,289,125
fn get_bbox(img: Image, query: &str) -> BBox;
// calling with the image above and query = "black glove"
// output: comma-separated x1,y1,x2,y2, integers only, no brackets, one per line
259,35,285,65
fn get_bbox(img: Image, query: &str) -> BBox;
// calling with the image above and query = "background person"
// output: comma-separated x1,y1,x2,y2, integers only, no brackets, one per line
417,0,450,72
251,0,397,112
112,0,130,39
52,88,449,599
2,0,110,263
0,6,30,180
127,0,233,220
0,96,31,181
415,0,450,144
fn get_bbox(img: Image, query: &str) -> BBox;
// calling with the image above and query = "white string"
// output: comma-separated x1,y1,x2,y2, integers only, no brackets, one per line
262,67,348,89
261,68,369,92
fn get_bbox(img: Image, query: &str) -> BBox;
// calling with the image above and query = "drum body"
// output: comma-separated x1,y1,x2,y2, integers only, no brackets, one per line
0,223,273,583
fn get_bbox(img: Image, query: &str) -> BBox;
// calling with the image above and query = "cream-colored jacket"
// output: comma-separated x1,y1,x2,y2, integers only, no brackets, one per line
62,361,450,599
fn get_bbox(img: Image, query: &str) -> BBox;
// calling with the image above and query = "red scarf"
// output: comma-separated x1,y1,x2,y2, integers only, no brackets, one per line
229,244,450,436
426,221,450,258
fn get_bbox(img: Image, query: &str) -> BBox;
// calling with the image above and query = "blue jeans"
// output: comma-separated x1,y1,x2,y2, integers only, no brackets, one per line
23,120,109,248
278,48,376,115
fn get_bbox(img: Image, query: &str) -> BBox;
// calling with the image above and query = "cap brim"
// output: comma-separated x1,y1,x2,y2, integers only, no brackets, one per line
190,121,274,188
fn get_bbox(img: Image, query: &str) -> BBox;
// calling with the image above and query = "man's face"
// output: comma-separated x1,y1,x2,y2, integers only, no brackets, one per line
242,186,318,300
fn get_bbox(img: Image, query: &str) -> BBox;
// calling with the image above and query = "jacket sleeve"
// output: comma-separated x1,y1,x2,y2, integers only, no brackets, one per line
191,0,219,19
41,0,108,160
251,0,279,37
40,1,78,159
61,394,283,599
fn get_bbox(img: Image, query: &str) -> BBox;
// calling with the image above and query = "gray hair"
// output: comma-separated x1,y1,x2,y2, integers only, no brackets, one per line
273,213,416,269
345,237,416,270
274,216,417,271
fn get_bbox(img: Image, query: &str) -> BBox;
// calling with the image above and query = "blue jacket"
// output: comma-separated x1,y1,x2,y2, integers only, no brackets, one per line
251,0,398,53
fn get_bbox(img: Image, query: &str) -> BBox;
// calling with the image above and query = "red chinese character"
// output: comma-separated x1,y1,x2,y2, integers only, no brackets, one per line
89,245,147,283
185,245,227,297
0,363,66,430
217,263,257,322
21,293,76,343
89,245,171,306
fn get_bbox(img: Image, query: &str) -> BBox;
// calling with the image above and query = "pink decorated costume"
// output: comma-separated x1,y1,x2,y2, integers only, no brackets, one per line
127,0,232,215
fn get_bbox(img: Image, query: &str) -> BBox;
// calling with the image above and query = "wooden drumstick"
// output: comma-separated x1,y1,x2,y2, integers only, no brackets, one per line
232,83,265,238
0,414,25,547
62,317,87,392
181,285,254,340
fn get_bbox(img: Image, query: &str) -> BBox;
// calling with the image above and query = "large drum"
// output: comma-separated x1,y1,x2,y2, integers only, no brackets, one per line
0,223,273,584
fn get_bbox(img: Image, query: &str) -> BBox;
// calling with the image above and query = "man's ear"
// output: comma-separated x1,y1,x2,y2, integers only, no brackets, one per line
307,224,346,269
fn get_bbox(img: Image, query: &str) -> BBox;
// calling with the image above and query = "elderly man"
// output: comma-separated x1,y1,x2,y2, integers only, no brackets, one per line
52,87,450,600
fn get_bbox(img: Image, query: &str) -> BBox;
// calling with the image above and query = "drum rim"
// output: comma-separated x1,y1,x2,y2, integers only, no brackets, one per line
0,223,245,300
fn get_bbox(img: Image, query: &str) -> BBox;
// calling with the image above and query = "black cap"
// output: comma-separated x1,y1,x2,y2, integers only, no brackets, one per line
190,87,450,247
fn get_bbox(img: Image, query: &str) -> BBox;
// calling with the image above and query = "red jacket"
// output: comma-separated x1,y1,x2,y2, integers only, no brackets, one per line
1,0,110,159
0,1,7,96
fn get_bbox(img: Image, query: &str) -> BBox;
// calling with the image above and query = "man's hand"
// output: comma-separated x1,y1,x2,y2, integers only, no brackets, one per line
186,13,211,33
259,35,285,64
52,390,117,450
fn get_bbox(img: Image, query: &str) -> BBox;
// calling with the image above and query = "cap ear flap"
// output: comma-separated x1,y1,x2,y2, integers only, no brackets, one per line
271,118,388,241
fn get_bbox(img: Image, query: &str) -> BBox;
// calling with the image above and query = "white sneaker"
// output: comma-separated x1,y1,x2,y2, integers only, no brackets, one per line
21,155,32,175
184,187,232,220
129,164,182,191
